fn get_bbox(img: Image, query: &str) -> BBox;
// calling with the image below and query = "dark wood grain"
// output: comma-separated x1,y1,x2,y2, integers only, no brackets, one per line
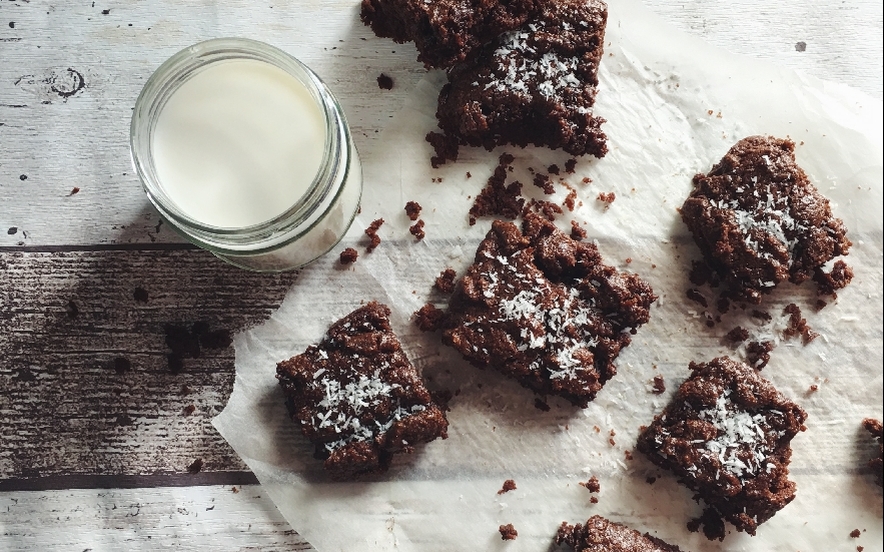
0,248,297,480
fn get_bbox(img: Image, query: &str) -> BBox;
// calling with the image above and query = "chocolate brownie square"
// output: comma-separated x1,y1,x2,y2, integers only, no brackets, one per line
681,136,852,304
555,516,684,552
360,0,541,68
432,0,608,162
441,212,656,407
276,302,448,479
636,356,807,539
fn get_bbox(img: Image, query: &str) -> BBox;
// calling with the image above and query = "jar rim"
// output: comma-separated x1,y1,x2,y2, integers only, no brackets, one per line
130,37,345,251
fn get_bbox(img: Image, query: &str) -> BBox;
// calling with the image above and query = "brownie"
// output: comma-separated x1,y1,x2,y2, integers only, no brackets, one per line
555,516,684,552
681,136,852,304
433,0,608,164
360,0,541,68
862,418,883,486
636,356,808,538
276,302,449,479
441,212,656,407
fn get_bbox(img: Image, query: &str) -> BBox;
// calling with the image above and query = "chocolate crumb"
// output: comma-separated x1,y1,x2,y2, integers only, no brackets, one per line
187,458,204,474
498,479,517,494
580,475,600,493
113,357,131,374
101,9,110,15
231,486,239,493
564,159,577,173
850,529,861,538
413,303,445,332
751,309,772,322
69,187,80,195
183,404,196,416
498,524,518,541
795,41,807,52
724,326,749,343
589,496,599,504
808,384,818,393
7,227,17,235
19,175,27,181
596,191,615,209
525,198,563,221
376,73,394,90
66,300,79,318
339,247,358,264
466,171,472,178
534,397,551,412
651,375,666,394
746,340,774,369
409,219,426,240
646,476,657,485
469,153,523,225
133,287,149,303
814,260,854,297
547,164,560,175
783,303,819,344
365,218,384,252
570,220,586,241
404,200,422,221
426,131,459,168
532,173,555,194
434,268,457,294
562,185,578,211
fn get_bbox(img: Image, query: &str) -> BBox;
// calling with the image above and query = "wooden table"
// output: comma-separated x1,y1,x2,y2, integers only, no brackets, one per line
1,1,881,549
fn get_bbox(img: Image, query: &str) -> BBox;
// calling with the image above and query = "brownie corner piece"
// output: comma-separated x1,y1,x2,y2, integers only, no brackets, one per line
360,0,540,68
435,0,608,160
636,356,808,538
442,212,656,408
555,516,684,552
276,301,448,479
680,135,852,304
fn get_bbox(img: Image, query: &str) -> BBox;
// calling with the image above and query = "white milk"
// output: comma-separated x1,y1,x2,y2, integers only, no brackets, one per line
151,58,327,228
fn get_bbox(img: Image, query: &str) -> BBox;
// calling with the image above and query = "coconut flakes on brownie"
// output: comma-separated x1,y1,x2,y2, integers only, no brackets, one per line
276,301,448,479
636,356,807,540
430,0,608,165
441,211,656,408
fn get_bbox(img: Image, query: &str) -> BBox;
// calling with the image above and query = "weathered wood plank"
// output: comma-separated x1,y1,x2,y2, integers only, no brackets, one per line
0,484,314,551
0,248,297,480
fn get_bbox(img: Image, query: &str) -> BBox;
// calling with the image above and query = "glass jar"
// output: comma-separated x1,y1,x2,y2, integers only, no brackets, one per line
130,38,362,271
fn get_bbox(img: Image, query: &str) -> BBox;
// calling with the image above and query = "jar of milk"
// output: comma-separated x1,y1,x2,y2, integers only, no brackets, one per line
130,38,362,271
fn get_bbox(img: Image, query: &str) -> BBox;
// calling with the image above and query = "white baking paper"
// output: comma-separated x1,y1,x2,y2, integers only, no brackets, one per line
214,0,883,550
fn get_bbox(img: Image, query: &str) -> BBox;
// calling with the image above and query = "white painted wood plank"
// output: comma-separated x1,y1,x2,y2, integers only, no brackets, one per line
0,484,313,551
0,1,881,248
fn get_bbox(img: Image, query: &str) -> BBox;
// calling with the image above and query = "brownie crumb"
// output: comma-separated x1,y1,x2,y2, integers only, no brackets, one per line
533,173,555,194
751,309,772,322
562,185,578,211
498,523,518,541
646,476,657,485
564,159,577,173
426,131,459,168
409,219,426,241
862,418,883,486
596,192,615,209
468,153,524,225
524,198,563,221
687,507,727,542
570,220,587,241
534,397,551,412
858,547,864,552
404,200,422,221
69,186,80,196
850,529,861,538
686,288,708,308
547,164,560,175
783,303,819,344
724,326,749,344
579,475,600,493
339,247,359,265
231,486,239,493
814,260,854,297
746,340,774,369
187,458,204,474
365,218,384,252
589,496,599,504
651,375,666,394
498,479,517,494
6,227,17,235
112,357,131,374
808,384,818,393
183,404,196,416
66,300,79,318
434,268,457,294
413,303,445,332
133,287,149,303
376,73,394,90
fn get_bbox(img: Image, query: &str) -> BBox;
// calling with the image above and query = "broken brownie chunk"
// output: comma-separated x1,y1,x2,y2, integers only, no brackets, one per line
555,516,684,552
360,0,541,68
862,418,883,487
441,211,656,407
636,356,807,539
433,0,608,164
276,302,448,479
681,136,852,304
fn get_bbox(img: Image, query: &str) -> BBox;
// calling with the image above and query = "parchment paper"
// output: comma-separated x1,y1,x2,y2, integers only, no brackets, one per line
213,1,884,550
